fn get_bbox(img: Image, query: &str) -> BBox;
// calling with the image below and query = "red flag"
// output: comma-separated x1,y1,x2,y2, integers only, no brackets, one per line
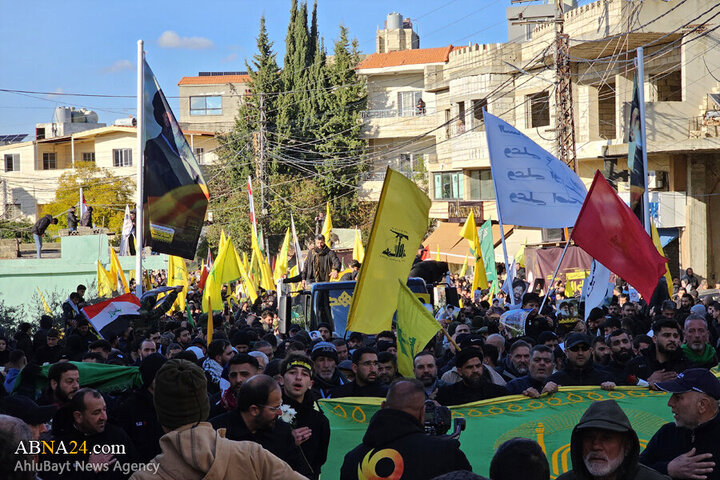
571,171,666,300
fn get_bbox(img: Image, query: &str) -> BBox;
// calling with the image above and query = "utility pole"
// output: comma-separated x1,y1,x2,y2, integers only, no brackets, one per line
258,93,270,255
554,0,577,172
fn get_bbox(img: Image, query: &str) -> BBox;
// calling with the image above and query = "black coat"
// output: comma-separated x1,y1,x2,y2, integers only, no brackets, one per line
340,408,472,480
436,374,508,406
113,387,165,463
209,409,313,478
640,412,720,480
282,391,331,480
547,361,614,386
626,344,691,382
33,344,63,365
330,380,388,399
67,210,78,229
32,214,53,235
302,245,341,283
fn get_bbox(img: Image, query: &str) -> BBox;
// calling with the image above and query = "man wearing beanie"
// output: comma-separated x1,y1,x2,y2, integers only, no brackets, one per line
436,349,508,406
281,353,331,479
210,374,313,478
115,353,167,463
310,341,346,399
130,359,306,480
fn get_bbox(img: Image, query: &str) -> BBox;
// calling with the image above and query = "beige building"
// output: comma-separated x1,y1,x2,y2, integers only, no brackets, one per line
358,0,720,279
0,119,217,221
177,72,251,133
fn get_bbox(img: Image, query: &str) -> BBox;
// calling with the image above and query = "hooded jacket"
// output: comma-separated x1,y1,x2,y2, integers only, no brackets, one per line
281,390,331,479
129,422,307,480
557,400,668,480
340,408,472,480
640,411,720,480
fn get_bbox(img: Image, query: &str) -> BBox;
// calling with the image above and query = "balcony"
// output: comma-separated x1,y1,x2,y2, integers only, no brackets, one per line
360,108,438,139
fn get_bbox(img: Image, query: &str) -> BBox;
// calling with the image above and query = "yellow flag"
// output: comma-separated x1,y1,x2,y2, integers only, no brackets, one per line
396,279,440,377
459,251,469,277
109,247,130,293
322,202,332,245
207,296,214,343
353,229,365,263
219,229,227,253
202,237,242,312
36,287,53,314
251,231,274,291
332,267,353,282
234,245,258,303
167,256,189,312
459,210,488,291
435,244,441,261
651,221,673,298
96,262,115,298
515,241,526,268
346,168,431,334
274,228,291,283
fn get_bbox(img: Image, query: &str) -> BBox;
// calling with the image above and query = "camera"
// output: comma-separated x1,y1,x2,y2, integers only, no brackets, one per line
424,401,466,439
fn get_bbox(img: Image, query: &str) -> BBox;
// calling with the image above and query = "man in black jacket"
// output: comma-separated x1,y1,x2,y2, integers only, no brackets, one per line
341,379,472,480
311,342,345,399
210,374,312,477
557,399,667,480
281,353,331,479
67,205,78,232
627,319,691,386
546,333,616,389
32,213,57,258
640,369,720,480
436,348,508,406
302,234,340,286
330,346,388,399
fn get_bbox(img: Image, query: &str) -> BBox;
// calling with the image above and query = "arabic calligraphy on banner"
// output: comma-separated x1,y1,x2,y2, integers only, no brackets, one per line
484,111,587,228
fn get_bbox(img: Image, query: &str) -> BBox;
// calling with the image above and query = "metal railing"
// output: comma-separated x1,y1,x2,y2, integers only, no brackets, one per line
361,108,435,119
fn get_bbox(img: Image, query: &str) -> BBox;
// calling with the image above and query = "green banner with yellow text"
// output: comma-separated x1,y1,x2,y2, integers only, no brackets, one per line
319,387,674,479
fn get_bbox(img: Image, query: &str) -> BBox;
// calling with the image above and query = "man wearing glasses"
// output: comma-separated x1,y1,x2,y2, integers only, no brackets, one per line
546,333,616,389
330,346,389,398
210,374,312,477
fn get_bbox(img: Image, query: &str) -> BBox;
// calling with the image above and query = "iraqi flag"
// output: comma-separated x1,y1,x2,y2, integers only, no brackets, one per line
82,293,140,340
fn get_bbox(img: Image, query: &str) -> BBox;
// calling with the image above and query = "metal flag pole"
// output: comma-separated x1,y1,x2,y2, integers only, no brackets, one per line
497,217,515,306
636,47,651,235
135,40,144,298
537,235,572,315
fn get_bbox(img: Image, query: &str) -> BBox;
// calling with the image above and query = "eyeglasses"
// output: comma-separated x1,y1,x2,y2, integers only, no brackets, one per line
259,404,282,412
359,361,379,367
569,345,590,352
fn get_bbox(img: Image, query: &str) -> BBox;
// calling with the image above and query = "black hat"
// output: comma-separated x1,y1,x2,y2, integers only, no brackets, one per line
564,333,591,349
47,328,60,339
459,334,484,350
455,348,483,368
317,322,331,331
537,331,558,344
0,395,56,425
656,368,720,400
140,353,168,387
311,342,338,362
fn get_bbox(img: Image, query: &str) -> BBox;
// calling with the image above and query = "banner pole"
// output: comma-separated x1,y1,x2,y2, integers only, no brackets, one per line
135,40,144,298
636,47,651,235
497,219,515,306
537,236,571,315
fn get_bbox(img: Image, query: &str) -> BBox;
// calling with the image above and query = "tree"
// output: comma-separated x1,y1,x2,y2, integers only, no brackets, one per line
43,161,134,235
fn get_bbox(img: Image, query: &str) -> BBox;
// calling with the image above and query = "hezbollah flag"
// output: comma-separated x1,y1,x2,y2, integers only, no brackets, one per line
273,228,291,284
353,229,365,263
96,261,115,298
322,202,333,245
396,279,440,377
109,247,130,294
346,167,431,334
142,57,208,260
651,221,673,298
167,255,189,312
202,237,242,312
459,210,488,292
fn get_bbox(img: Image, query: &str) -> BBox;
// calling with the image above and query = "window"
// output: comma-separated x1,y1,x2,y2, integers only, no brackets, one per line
42,153,56,170
4,203,21,218
113,148,132,167
190,96,222,116
468,170,495,201
526,91,550,128
194,147,204,164
82,152,95,162
4,154,19,172
433,172,463,200
650,70,682,102
397,91,421,117
472,99,487,130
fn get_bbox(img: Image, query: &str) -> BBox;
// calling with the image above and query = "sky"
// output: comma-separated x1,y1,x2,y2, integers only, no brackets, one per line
0,0,591,137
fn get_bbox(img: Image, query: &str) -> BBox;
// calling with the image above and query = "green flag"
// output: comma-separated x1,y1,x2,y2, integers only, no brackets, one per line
395,279,441,377
480,220,497,282
320,387,675,477
14,361,141,395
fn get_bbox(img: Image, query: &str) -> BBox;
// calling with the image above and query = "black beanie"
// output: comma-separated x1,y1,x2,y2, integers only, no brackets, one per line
140,353,168,387
153,359,209,429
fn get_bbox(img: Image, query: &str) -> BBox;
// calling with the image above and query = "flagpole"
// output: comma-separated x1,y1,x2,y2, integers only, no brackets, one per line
537,236,572,315
135,40,144,298
496,216,515,306
636,47,651,235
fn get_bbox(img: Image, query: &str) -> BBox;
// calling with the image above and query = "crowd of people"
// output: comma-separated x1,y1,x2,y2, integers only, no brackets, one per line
1,259,720,480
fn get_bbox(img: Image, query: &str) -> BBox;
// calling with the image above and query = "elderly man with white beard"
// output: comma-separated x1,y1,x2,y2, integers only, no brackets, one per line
557,400,668,480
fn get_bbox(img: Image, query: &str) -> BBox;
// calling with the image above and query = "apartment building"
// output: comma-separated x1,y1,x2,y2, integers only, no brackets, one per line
358,0,720,279
0,110,217,221
177,72,250,133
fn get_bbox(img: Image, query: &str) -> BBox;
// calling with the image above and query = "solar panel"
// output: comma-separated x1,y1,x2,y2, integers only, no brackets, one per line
0,134,28,144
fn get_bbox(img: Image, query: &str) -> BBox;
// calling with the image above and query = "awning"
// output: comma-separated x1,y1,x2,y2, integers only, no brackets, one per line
422,221,513,265
657,227,679,248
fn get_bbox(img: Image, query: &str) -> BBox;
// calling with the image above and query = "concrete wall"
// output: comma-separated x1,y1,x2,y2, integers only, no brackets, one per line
0,235,168,314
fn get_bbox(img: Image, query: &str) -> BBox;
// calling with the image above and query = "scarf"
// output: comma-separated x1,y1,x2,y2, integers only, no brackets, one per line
681,343,717,365
66,297,79,315
220,388,237,411
202,357,224,384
